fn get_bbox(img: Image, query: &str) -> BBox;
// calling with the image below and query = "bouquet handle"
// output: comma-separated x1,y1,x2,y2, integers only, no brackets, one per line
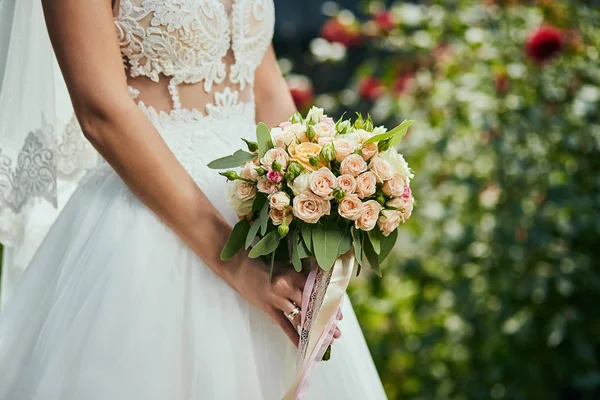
282,251,355,400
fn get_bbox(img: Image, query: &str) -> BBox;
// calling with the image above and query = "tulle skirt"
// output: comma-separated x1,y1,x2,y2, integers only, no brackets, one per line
0,110,387,400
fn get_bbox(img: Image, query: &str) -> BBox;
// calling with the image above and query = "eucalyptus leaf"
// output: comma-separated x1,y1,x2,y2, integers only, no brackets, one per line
256,122,274,158
245,219,261,249
378,228,398,264
259,200,270,235
220,219,250,260
364,119,414,145
248,230,281,258
312,219,343,271
300,223,313,253
297,236,312,258
208,150,255,169
368,228,382,255
291,231,303,272
337,229,353,257
363,236,381,276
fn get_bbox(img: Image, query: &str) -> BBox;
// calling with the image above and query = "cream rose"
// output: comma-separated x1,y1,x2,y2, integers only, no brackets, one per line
269,192,290,211
337,174,357,194
233,180,257,201
290,172,311,196
377,209,401,236
240,161,260,181
292,191,330,224
382,172,407,197
317,136,334,146
369,155,395,183
269,208,293,226
257,178,277,195
333,137,357,162
338,194,363,221
355,129,374,143
339,154,368,177
309,167,337,200
355,200,383,231
282,122,309,143
288,142,323,171
356,171,377,199
261,148,289,170
361,142,378,161
314,121,336,141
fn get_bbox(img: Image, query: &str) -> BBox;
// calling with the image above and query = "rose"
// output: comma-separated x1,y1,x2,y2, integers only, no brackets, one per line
379,148,414,181
290,172,311,196
333,137,357,162
382,172,407,197
369,156,395,183
261,148,289,171
269,192,290,211
355,171,377,199
233,180,257,201
292,191,331,224
377,209,401,236
401,185,412,199
355,200,383,231
314,121,336,142
323,117,335,125
269,208,293,226
338,194,363,221
266,169,283,183
288,142,323,171
282,122,309,144
309,167,337,200
339,154,368,177
361,143,378,161
337,174,357,194
306,106,324,124
240,160,260,181
386,196,414,222
317,136,334,146
279,121,292,129
257,178,277,195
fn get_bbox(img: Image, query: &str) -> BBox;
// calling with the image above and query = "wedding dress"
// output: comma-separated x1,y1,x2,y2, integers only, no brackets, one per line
0,1,387,399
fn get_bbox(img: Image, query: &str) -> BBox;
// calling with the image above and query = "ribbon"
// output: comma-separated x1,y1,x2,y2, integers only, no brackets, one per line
282,251,355,400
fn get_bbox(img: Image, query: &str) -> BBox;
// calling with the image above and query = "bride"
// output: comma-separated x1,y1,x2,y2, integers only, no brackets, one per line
0,0,387,399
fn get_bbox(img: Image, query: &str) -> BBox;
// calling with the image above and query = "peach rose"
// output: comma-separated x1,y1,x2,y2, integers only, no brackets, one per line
382,172,407,197
257,178,277,195
369,155,395,183
283,122,309,143
288,142,323,171
337,174,357,194
292,191,330,223
386,196,414,222
355,200,383,231
361,142,378,161
233,180,257,201
261,148,289,170
269,208,293,226
309,167,337,200
338,194,363,221
339,154,368,177
377,209,401,236
333,137,357,162
356,171,377,199
240,160,260,181
269,192,290,211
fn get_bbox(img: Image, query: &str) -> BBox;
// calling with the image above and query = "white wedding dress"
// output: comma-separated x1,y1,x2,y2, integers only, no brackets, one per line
0,1,387,399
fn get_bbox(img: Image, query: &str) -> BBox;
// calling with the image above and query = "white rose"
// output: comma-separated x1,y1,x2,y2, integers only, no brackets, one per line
339,154,368,177
292,191,330,224
333,137,357,162
314,121,336,141
309,167,337,200
377,209,401,236
269,192,290,211
355,200,383,231
291,172,311,196
372,126,387,135
283,122,309,143
306,106,324,124
337,174,357,194
382,172,407,197
369,155,395,183
379,148,414,181
257,178,277,195
355,171,377,199
261,148,289,171
338,194,363,221
240,161,260,181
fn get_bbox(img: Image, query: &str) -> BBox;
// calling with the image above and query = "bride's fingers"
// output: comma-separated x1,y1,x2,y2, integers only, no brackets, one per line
289,289,303,308
333,327,341,339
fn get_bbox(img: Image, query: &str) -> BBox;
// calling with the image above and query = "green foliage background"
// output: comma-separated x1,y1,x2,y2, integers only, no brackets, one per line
286,1,600,398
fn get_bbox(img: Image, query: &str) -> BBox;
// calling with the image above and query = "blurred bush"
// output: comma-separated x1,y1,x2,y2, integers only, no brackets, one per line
282,1,600,399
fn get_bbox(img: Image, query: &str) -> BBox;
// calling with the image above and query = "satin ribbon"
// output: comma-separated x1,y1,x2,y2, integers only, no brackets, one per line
282,251,355,400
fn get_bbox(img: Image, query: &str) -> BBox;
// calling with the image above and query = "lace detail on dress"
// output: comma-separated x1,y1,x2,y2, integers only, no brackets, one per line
230,0,275,89
56,115,98,179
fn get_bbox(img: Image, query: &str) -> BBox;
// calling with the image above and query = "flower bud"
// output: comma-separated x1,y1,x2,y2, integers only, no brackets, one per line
278,219,290,237
319,143,336,163
272,161,282,172
219,171,241,181
286,161,304,181
309,156,320,168
289,112,302,124
363,114,374,132
354,113,365,129
377,192,387,206
333,187,346,200
306,124,316,141
255,166,266,175
241,138,258,152
336,120,351,134
378,139,391,152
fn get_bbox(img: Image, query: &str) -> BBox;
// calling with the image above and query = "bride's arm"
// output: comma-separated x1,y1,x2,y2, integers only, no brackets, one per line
42,0,304,343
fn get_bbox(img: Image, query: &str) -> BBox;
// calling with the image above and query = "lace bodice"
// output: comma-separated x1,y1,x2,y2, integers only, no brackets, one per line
114,0,275,114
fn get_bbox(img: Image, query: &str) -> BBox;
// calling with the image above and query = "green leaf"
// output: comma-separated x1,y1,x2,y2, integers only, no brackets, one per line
248,230,281,258
291,230,303,272
256,122,274,158
297,236,312,258
364,119,414,145
351,227,363,268
300,223,313,253
220,219,251,260
208,150,255,169
337,228,353,257
251,194,267,213
322,345,332,361
378,228,398,264
259,200,270,236
312,219,343,271
245,219,261,249
363,235,381,276
368,228,382,255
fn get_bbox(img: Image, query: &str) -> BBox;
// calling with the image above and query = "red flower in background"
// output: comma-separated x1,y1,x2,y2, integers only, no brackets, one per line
373,10,397,32
358,77,385,101
321,17,361,48
286,76,314,111
393,73,415,96
525,25,564,64
494,73,509,94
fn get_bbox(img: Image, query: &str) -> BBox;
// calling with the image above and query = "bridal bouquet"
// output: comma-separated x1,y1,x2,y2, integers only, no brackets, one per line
209,107,415,399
